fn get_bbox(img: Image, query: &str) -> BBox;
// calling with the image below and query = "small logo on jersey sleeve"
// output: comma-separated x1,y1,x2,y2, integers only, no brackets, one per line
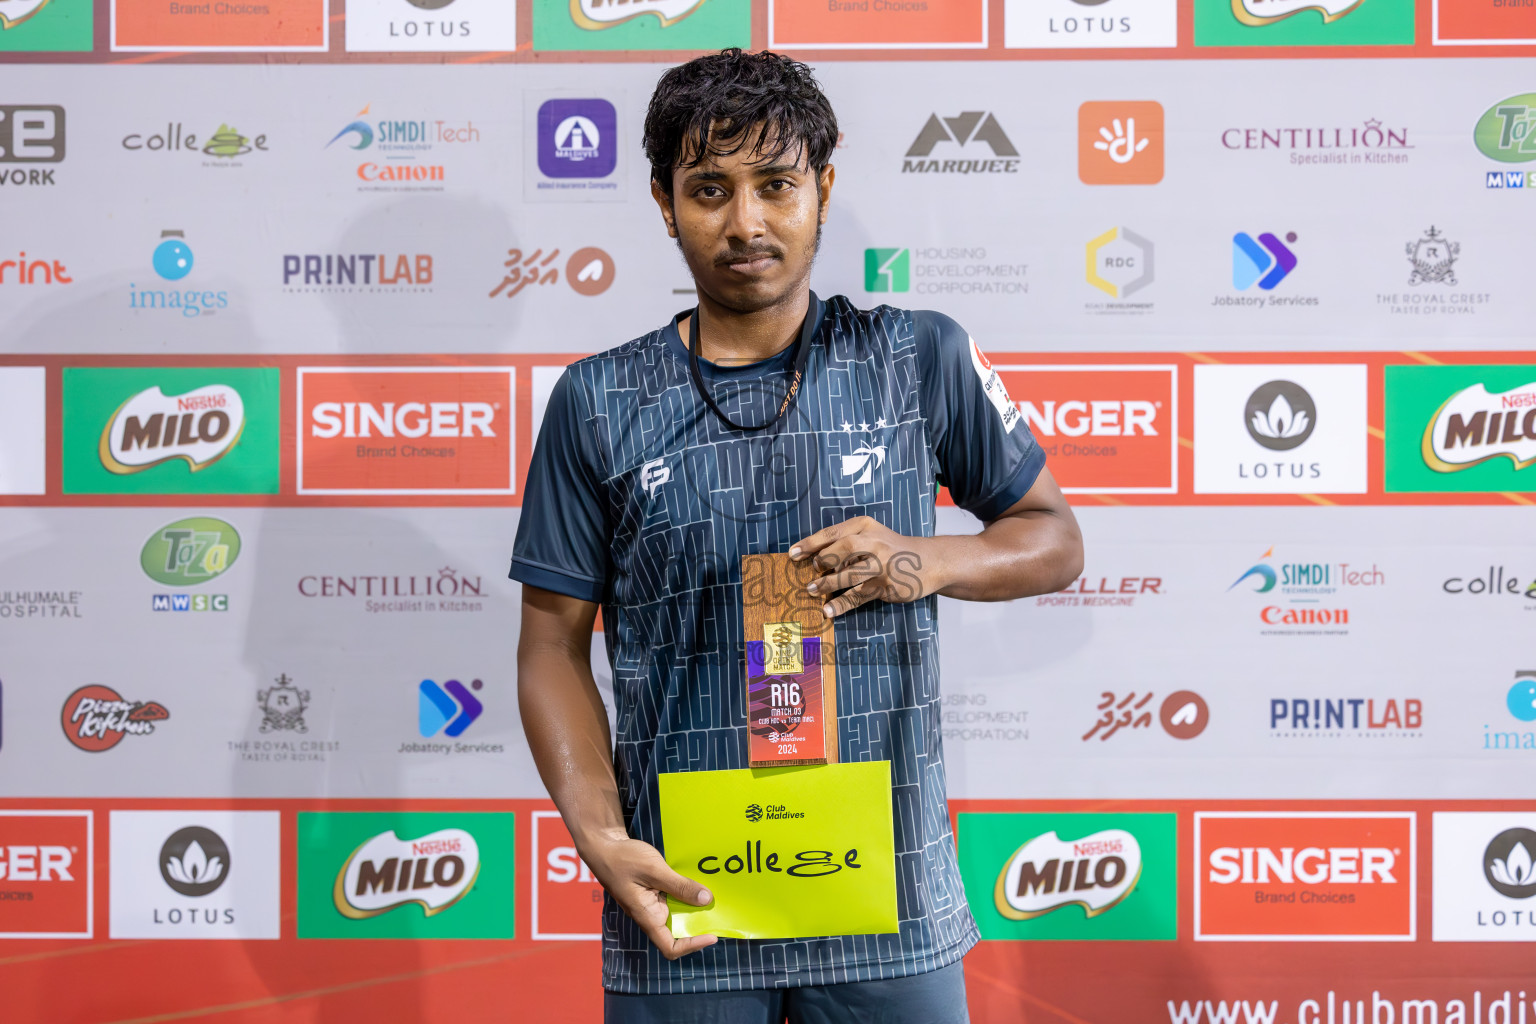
640,457,671,497
969,337,1020,433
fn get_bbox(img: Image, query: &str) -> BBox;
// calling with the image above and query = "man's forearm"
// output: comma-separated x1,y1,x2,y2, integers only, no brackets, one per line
925,509,1084,603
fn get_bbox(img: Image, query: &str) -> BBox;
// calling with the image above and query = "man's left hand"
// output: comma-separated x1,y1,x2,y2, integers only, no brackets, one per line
790,517,943,619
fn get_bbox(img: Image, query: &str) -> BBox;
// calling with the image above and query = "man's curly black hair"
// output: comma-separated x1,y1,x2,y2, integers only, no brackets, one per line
643,49,839,196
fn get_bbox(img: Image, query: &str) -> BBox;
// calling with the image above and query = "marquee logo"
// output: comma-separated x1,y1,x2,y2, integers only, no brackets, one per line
1421,381,1536,474
297,367,515,495
60,685,169,752
0,810,92,939
993,828,1141,921
334,828,479,919
1195,812,1415,941
903,112,1020,174
100,384,243,474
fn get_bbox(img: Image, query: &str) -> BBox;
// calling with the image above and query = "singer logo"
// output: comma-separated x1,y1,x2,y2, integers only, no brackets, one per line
0,811,92,939
297,367,515,495
532,811,602,939
1195,812,1415,941
994,365,1177,493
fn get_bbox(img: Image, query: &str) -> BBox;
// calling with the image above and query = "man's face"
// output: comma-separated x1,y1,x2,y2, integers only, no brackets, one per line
652,128,834,315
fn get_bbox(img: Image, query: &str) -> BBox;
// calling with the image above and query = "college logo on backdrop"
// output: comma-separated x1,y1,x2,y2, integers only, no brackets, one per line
142,517,240,613
345,0,518,51
1193,364,1367,493
120,121,270,166
1384,365,1536,493
1078,101,1163,185
62,368,279,495
108,811,282,939
0,811,92,939
902,112,1020,174
1476,94,1536,192
959,813,1176,940
1004,0,1177,48
1195,813,1415,940
531,811,602,939
1433,813,1536,941
998,365,1176,493
532,0,748,51
0,0,91,52
296,368,515,495
60,685,169,752
296,812,515,938
0,104,64,186
1193,0,1413,44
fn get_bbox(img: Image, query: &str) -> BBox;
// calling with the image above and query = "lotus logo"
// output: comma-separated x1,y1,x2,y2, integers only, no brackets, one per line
745,803,763,823
160,826,230,898
1244,380,1317,451
100,384,246,475
334,828,480,919
140,518,241,587
994,829,1142,920
1484,827,1536,899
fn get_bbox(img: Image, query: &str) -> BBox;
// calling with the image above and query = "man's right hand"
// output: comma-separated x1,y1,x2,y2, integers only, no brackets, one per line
583,827,718,960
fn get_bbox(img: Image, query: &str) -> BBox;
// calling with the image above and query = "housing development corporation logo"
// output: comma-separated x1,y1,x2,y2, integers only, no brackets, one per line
1195,813,1415,941
902,112,1020,174
860,247,1027,297
1078,102,1164,185
865,248,909,292
1385,365,1536,493
0,104,64,185
0,811,92,939
960,812,1176,940
297,812,514,938
60,685,169,752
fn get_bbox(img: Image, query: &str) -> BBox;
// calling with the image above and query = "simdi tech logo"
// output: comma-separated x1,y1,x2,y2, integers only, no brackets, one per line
1225,545,1384,635
345,0,520,52
0,810,92,939
1384,365,1536,493
1194,812,1415,941
532,0,749,51
1078,101,1163,185
1193,0,1414,45
1433,813,1536,941
0,0,91,52
61,367,279,495
0,104,64,186
959,812,1177,940
326,103,480,192
297,367,515,495
296,812,515,938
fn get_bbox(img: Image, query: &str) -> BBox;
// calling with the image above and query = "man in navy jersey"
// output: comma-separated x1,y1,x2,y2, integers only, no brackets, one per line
512,50,1083,1023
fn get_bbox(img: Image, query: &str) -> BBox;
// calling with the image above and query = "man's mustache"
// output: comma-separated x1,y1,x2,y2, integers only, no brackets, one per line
714,246,783,267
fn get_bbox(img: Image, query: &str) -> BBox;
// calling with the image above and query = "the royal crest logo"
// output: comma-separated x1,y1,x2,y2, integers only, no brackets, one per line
993,828,1143,920
100,384,245,474
570,0,706,29
60,685,169,752
333,828,480,919
1422,381,1536,473
257,674,309,734
1407,226,1459,286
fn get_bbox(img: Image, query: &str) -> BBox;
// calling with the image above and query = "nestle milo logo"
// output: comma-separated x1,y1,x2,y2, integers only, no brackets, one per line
140,518,241,586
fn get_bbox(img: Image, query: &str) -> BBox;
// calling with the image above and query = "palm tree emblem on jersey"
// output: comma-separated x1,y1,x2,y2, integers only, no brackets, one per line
841,444,886,486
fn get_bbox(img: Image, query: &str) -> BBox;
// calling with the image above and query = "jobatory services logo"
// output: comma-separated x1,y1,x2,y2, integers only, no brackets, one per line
62,368,280,495
1433,813,1536,941
418,678,483,738
1483,671,1536,753
297,812,515,938
1193,0,1414,45
995,365,1176,493
296,367,515,495
1194,812,1415,941
490,246,614,299
1475,94,1536,191
0,0,91,50
345,0,518,51
1193,364,1367,494
0,366,45,495
325,103,480,192
531,811,602,940
1219,118,1412,167
121,122,269,164
861,246,1026,297
902,112,1020,174
1230,231,1299,292
129,230,230,319
533,0,748,51
142,516,240,612
296,565,487,615
959,812,1177,940
1224,545,1384,636
0,810,92,939
1083,690,1209,741
108,811,281,939
1384,365,1536,493
1005,0,1177,47
1085,227,1154,311
1078,101,1164,185
0,104,64,186
1268,697,1423,739
60,685,170,752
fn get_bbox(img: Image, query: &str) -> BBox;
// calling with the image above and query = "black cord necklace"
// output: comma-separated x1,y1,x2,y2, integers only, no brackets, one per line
687,298,817,433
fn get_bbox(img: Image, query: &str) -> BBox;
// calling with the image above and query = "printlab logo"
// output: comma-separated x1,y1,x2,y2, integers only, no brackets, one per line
1244,379,1316,451
60,685,169,752
537,99,617,180
257,674,309,733
489,246,614,298
1268,697,1423,738
1085,227,1154,302
1083,690,1208,740
120,122,269,162
1233,231,1298,290
419,678,484,737
902,112,1020,174
0,105,64,186
159,827,229,898
864,248,909,292
282,252,433,293
1407,226,1459,286
129,230,229,319
1078,101,1164,185
1475,94,1536,190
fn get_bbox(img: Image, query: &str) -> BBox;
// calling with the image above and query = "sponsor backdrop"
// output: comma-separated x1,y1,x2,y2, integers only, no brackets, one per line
2,0,1535,1021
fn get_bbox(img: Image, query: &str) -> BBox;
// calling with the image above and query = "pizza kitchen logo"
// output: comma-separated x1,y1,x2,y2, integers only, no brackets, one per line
993,828,1142,921
100,384,243,475
333,828,480,919
60,685,169,752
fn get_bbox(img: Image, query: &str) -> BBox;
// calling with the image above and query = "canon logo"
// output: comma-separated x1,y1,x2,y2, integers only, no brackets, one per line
0,845,73,881
1208,846,1395,885
1019,400,1158,437
311,401,495,439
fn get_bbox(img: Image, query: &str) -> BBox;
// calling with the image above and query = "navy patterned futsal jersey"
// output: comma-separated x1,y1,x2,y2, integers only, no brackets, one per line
510,293,1045,994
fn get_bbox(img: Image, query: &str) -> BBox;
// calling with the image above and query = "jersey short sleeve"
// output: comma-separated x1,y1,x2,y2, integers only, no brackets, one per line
508,367,611,603
914,310,1046,522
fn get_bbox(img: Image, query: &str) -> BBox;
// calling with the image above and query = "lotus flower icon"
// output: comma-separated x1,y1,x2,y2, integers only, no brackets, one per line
1251,393,1308,443
1483,827,1536,899
1491,842,1536,888
158,826,232,898
1243,380,1317,451
167,840,223,887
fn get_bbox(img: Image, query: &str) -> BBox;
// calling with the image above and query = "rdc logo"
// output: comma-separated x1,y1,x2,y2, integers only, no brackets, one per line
744,803,763,823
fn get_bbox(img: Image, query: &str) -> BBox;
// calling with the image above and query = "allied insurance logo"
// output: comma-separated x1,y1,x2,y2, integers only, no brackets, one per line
0,810,92,939
1194,812,1415,941
296,367,515,495
993,364,1177,494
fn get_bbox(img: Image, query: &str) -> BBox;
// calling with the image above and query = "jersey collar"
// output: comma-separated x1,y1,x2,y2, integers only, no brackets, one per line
663,291,826,381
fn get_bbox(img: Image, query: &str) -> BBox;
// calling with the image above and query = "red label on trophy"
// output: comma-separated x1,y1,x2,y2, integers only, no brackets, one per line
742,553,838,768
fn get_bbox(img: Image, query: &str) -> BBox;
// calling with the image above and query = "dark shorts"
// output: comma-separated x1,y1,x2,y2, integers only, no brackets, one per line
602,959,971,1024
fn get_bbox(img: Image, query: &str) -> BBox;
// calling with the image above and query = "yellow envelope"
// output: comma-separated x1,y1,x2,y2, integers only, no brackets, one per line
659,761,899,940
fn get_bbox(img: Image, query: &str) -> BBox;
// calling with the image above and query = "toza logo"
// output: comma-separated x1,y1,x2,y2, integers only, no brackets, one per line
140,517,240,587
993,828,1142,921
1474,94,1536,165
1244,380,1317,451
101,384,245,474
333,828,480,919
1407,226,1459,286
